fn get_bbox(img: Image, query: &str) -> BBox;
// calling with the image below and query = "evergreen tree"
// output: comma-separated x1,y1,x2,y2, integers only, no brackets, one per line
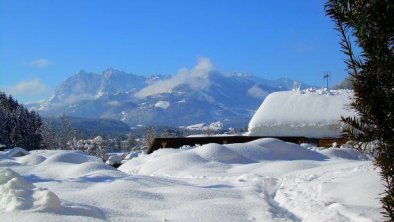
0,91,43,150
13,105,28,148
0,108,10,147
10,127,23,148
28,111,43,149
325,0,393,220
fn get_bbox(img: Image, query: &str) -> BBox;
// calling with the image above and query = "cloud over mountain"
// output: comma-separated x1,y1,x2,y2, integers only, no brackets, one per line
7,79,50,100
27,61,313,128
134,58,214,98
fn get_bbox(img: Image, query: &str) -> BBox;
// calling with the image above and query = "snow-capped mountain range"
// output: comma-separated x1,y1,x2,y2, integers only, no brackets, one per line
29,61,312,128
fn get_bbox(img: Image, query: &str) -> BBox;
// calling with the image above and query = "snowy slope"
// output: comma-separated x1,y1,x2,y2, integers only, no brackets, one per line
28,62,313,128
248,89,357,138
0,140,383,222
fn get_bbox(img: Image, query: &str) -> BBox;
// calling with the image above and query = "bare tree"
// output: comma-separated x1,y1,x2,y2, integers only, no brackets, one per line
144,127,156,150
59,114,75,150
40,117,58,149
87,136,108,161
126,134,137,152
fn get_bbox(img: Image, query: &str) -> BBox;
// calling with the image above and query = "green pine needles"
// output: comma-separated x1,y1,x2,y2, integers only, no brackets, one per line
0,92,43,150
325,0,393,220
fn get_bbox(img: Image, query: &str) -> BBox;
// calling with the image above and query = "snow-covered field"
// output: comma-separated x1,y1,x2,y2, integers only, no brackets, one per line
0,139,384,221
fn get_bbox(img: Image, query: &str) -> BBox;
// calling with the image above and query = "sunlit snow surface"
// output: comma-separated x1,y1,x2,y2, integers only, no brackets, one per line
1,139,384,221
248,89,357,138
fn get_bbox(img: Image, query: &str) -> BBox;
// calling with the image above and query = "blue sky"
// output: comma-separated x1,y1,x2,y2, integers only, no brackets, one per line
0,0,347,102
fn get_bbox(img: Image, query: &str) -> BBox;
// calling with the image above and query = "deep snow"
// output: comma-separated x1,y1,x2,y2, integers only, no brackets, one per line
248,89,357,138
0,140,384,221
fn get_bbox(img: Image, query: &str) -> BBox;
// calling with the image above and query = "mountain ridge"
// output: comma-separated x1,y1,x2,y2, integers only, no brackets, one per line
29,66,313,128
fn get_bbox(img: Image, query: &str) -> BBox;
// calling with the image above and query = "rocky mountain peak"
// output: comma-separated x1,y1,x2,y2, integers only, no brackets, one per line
30,68,313,128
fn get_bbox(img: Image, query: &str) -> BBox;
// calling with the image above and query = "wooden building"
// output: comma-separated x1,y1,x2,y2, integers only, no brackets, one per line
147,136,346,154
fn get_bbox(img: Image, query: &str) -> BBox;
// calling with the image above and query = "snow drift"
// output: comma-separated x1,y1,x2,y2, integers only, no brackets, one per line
119,139,328,177
43,151,100,164
2,147,29,157
0,168,61,211
18,154,46,165
0,141,383,221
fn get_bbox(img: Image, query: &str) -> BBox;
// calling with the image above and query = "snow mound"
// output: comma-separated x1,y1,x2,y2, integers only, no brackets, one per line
194,143,253,164
65,162,123,178
0,168,61,211
43,151,100,164
228,138,327,161
124,151,141,160
0,159,21,167
318,148,370,160
0,146,383,221
248,90,356,138
18,154,47,165
120,138,328,177
0,153,9,160
120,150,209,175
147,151,208,172
106,155,122,165
3,147,29,157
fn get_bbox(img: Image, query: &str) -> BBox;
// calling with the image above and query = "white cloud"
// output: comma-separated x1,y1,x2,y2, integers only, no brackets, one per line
135,57,214,98
248,85,269,98
60,93,95,104
106,101,122,107
7,79,50,99
30,59,50,68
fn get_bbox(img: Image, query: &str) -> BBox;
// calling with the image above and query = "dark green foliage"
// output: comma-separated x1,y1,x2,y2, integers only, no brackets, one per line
0,92,43,150
325,0,393,220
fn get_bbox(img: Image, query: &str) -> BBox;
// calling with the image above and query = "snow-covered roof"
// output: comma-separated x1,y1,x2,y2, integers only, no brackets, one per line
248,89,356,138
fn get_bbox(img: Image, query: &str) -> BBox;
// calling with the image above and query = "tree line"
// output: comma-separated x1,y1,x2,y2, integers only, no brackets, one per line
0,92,42,150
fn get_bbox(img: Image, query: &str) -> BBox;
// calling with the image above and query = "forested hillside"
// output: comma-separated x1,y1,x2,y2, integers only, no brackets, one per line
0,92,42,150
